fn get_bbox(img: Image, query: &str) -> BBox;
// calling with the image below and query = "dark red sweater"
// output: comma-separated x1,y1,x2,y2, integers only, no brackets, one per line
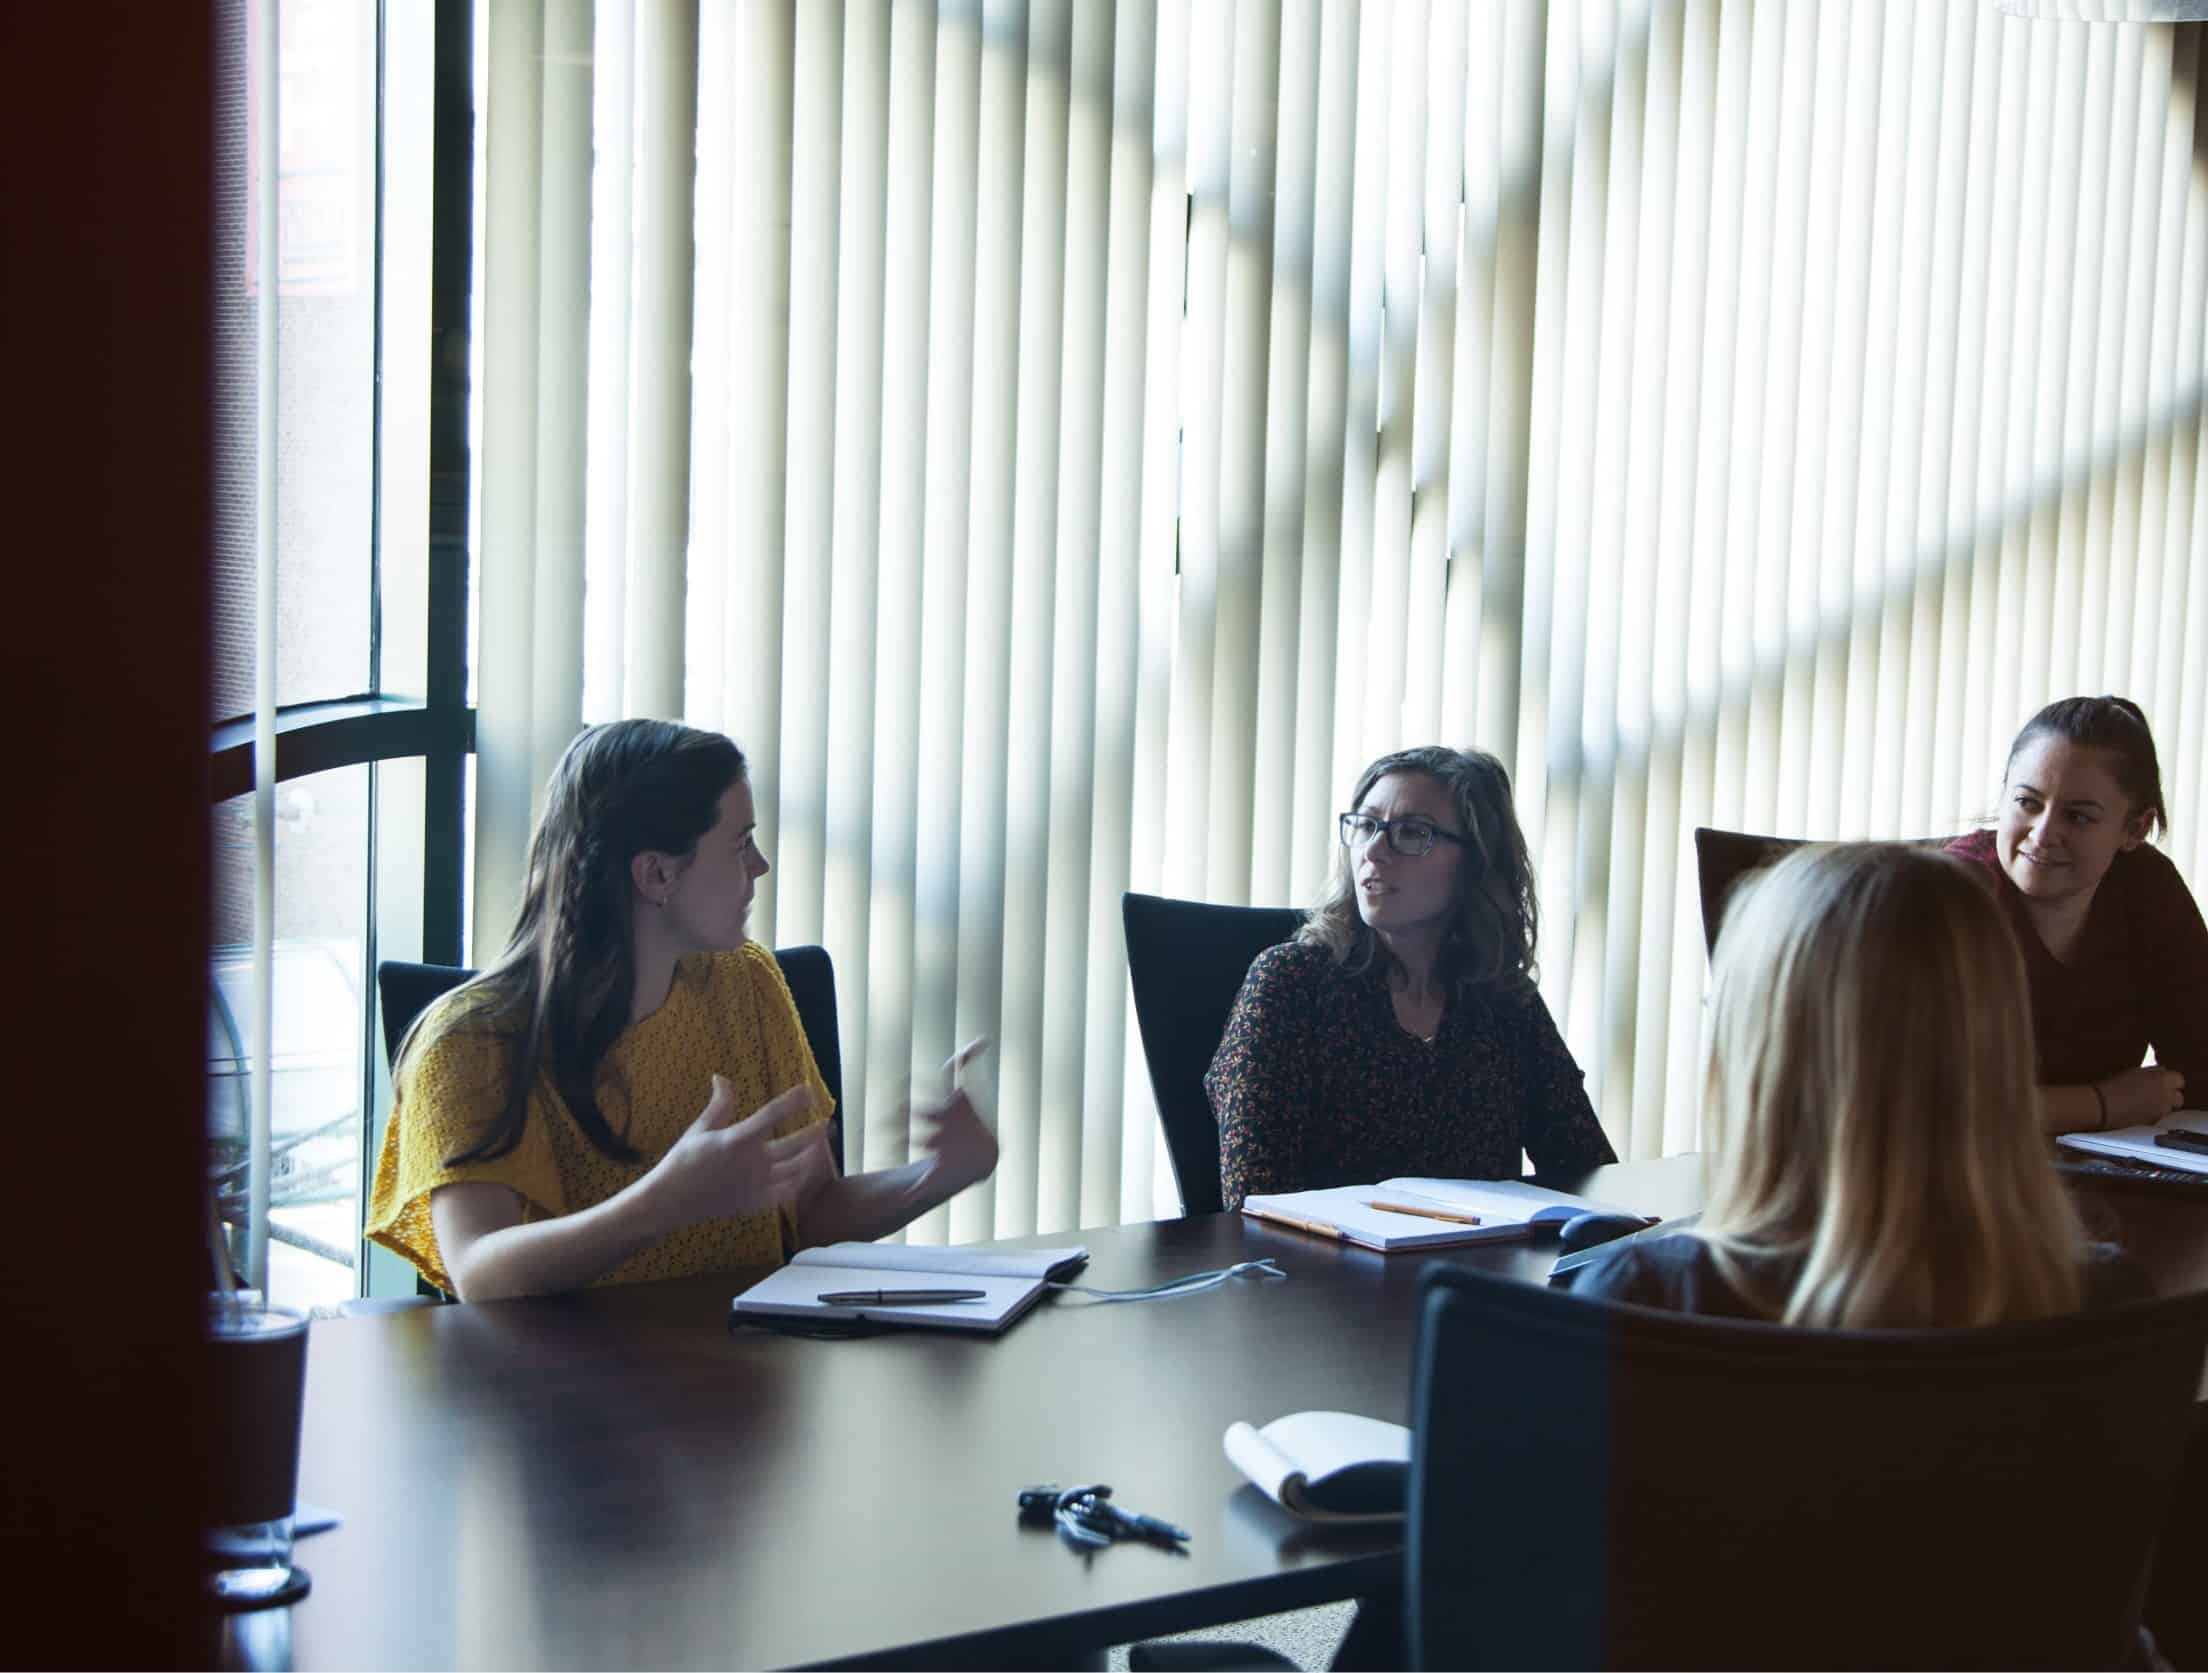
1947,829,2208,1097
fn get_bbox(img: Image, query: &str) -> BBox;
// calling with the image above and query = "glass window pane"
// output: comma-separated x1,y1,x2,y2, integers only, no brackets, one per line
209,0,378,721
374,0,437,703
209,766,369,1311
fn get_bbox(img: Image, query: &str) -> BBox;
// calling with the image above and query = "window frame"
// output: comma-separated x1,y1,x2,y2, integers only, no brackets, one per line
208,0,477,1299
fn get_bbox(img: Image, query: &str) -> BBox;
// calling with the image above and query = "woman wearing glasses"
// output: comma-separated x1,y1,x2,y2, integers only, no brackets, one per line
1206,745,1615,1212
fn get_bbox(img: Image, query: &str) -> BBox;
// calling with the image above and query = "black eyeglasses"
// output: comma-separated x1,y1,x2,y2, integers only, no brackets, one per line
1338,812,1470,858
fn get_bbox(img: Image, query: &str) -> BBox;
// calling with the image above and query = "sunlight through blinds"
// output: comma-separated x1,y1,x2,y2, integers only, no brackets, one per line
470,0,2208,1225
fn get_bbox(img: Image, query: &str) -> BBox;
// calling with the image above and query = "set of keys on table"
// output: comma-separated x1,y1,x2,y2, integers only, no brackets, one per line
1018,1483,1191,1552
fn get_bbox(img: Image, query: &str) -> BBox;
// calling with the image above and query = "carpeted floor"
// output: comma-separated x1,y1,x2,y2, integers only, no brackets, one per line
1107,1601,1356,1671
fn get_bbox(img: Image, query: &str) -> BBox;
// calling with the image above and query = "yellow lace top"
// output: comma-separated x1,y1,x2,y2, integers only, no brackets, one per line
365,943,835,1293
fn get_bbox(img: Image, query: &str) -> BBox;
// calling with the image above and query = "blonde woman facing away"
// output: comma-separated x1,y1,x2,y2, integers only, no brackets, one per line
1947,696,2206,1135
366,721,999,1301
1572,844,2145,1326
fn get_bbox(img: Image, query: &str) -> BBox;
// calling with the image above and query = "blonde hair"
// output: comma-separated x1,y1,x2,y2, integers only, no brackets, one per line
1697,843,2085,1328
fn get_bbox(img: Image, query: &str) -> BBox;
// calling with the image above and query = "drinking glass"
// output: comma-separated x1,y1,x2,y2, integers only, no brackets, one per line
205,1298,311,1609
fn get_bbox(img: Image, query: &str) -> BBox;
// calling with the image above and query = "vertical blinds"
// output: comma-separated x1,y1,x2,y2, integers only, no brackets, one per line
472,0,2208,1233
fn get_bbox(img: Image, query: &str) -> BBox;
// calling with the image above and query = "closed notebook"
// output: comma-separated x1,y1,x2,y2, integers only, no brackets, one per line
1223,1410,1411,1524
1240,1177,1648,1252
731,1241,1088,1333
2059,1111,2208,1176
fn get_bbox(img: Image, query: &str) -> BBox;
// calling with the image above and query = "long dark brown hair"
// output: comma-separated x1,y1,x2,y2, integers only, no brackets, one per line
399,720,748,1165
1299,745,1540,996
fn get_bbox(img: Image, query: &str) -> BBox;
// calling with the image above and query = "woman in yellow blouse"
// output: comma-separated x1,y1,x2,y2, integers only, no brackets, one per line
366,720,998,1300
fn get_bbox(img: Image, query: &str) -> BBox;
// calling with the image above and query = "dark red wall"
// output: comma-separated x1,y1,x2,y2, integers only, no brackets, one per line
2,3,217,1662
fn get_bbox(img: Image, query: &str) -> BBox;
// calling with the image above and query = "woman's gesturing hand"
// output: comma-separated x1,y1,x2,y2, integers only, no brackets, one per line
915,1036,999,1193
645,1076,828,1234
2098,1066,2186,1126
915,1088,1000,1193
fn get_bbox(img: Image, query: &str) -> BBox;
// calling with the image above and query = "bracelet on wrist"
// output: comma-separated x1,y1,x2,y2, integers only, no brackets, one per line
2090,1082,2110,1131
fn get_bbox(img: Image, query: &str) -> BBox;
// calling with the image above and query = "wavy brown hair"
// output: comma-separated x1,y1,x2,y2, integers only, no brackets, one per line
1697,843,2086,1328
396,720,748,1166
1299,746,1539,995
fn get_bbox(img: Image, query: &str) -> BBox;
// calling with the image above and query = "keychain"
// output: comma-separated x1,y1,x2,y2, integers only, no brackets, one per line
1017,1483,1190,1552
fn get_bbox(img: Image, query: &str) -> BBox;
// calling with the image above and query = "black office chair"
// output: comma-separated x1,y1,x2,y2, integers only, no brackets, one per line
1407,1263,2208,1669
378,959,473,1068
1690,827,1805,956
768,945,843,1158
1693,828,1967,956
376,946,845,1172
1122,892,1304,1217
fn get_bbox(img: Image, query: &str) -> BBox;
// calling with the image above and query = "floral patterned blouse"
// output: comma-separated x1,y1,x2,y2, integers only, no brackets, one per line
1205,939,1617,1210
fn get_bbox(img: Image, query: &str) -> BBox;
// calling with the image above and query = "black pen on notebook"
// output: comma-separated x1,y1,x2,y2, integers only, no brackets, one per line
2154,1130,2208,1155
815,1288,989,1306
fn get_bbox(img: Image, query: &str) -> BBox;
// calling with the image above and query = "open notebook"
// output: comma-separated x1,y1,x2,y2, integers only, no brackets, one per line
1223,1410,1412,1524
2059,1111,2208,1176
731,1241,1089,1332
1241,1177,1648,1252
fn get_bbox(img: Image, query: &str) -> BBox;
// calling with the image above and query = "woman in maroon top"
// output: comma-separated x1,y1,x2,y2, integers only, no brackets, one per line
1947,696,2208,1134
1205,745,1615,1212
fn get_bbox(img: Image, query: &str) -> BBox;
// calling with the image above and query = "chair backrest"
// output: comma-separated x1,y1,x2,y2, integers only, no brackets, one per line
378,960,474,1068
1690,827,1804,956
1121,892,1304,1216
1692,828,1966,957
375,945,844,1171
1406,1263,2208,1670
769,945,844,1167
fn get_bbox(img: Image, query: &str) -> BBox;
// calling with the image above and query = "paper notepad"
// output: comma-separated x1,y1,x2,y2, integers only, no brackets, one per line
2059,1111,2208,1176
731,1241,1088,1332
1241,1177,1648,1252
1224,1410,1411,1523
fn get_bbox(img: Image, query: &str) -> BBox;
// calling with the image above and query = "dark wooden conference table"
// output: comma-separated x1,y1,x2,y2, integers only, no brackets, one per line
249,1156,2206,1671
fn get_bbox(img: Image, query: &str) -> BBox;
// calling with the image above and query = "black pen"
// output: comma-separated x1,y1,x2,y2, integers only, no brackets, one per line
2153,1131,2208,1155
814,1288,988,1306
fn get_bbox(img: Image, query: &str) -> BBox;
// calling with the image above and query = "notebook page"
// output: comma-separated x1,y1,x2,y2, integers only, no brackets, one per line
1243,1186,1513,1248
2059,1113,2208,1175
788,1242,1086,1279
1380,1177,1644,1223
1256,1410,1411,1481
734,1262,1041,1329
